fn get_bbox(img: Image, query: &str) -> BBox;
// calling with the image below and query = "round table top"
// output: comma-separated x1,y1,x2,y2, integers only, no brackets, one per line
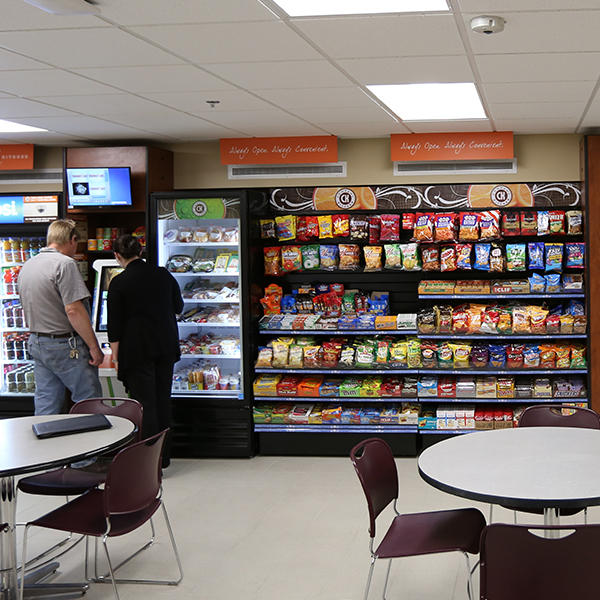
418,427,600,510
0,414,136,477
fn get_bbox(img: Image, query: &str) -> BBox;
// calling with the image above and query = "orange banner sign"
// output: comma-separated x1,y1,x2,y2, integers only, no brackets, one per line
220,136,337,165
391,132,513,162
0,144,34,170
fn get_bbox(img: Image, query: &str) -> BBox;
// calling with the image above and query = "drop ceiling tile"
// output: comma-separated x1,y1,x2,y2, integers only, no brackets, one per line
71,65,234,94
131,21,323,64
476,53,600,83
0,70,121,97
0,48,51,71
289,105,398,124
0,98,78,118
256,87,376,110
466,10,600,55
14,115,152,137
37,94,172,116
407,120,493,133
490,101,586,120
577,96,600,131
142,90,275,113
206,61,351,90
319,122,411,137
493,118,578,134
482,81,597,104
99,0,278,26
0,28,182,69
292,13,464,60
1,0,109,31
206,109,327,136
337,55,474,85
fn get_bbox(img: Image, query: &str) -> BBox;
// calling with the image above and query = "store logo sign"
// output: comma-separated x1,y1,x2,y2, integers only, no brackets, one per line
0,196,24,224
334,188,357,210
490,185,513,207
192,201,208,217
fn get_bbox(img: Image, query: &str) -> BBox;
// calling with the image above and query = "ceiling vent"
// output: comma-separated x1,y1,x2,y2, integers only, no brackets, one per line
394,159,517,176
228,162,347,180
0,168,63,185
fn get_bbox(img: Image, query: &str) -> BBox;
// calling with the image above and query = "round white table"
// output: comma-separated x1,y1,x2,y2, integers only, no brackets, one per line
418,427,600,525
0,414,135,600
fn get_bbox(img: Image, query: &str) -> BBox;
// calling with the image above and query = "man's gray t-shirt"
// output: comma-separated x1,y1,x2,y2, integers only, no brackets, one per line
18,247,91,334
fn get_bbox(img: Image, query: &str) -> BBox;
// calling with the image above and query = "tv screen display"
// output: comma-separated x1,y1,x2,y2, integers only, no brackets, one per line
66,167,133,208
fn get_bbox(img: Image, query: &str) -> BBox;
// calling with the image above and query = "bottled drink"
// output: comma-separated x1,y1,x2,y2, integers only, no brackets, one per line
11,238,21,263
20,238,30,262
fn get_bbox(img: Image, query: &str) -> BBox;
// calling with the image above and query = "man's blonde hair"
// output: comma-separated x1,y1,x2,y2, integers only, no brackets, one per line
46,219,81,246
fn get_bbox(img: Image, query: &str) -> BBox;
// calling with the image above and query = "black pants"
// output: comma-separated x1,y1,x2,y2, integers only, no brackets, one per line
122,355,175,467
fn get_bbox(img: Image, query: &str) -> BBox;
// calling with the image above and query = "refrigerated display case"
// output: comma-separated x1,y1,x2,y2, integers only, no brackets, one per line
149,190,260,457
0,193,61,414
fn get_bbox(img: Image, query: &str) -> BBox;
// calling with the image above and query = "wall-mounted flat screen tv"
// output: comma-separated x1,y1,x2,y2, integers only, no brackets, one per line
66,167,133,208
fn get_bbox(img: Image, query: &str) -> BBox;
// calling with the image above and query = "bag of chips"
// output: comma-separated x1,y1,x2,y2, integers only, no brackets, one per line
402,213,415,230
566,210,583,235
338,244,361,271
545,243,564,272
297,216,319,241
350,215,369,241
422,245,440,271
506,243,526,271
332,214,350,237
413,213,435,242
528,242,545,270
368,216,381,244
440,245,457,272
489,242,505,272
474,243,491,271
456,243,473,270
318,215,333,239
363,246,383,272
384,244,402,270
545,273,561,293
537,211,550,236
506,344,525,369
380,214,400,241
302,245,320,270
264,246,282,276
281,245,303,272
275,215,297,241
479,210,501,240
548,210,566,235
319,245,339,270
458,212,479,241
489,344,506,368
565,242,585,268
529,273,545,293
401,243,421,271
434,213,456,242
449,343,471,368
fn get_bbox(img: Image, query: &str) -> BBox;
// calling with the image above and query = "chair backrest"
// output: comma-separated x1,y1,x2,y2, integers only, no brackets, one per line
350,438,399,538
104,429,167,516
70,397,144,442
480,524,600,600
518,405,600,429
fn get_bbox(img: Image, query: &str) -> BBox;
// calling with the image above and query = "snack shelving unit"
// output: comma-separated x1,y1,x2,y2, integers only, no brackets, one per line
250,183,589,456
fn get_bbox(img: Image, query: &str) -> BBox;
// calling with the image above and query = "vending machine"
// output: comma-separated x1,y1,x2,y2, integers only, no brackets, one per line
0,193,61,411
149,190,258,457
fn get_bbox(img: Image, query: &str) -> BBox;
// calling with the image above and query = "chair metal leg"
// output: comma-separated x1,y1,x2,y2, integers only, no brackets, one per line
381,559,393,600
463,552,474,600
362,556,376,600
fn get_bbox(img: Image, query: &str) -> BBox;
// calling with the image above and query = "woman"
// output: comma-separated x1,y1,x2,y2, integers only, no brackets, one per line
107,234,184,468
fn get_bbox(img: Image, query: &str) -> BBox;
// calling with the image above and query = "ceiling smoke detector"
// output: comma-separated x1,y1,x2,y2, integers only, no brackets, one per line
470,15,505,35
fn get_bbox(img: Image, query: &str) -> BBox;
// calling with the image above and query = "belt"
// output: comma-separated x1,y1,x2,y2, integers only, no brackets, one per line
32,332,75,338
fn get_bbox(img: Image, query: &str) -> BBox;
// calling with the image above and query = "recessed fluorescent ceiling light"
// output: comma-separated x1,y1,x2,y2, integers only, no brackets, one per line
367,83,486,121
272,0,448,17
0,119,47,133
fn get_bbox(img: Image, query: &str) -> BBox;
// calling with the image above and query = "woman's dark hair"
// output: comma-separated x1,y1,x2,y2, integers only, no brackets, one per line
113,234,142,259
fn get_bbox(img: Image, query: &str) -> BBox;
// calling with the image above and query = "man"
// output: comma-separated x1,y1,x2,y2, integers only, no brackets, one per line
19,219,103,415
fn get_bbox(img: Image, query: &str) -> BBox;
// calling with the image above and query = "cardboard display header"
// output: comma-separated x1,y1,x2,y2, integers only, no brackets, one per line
391,132,513,162
220,136,337,165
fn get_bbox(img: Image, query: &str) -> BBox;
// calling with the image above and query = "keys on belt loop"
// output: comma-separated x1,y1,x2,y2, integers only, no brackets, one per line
69,335,79,359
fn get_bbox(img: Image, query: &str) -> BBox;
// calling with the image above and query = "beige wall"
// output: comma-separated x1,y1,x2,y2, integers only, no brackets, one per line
167,134,583,190
4,134,582,194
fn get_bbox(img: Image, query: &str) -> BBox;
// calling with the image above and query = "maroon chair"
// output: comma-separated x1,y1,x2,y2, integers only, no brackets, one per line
19,430,183,600
350,438,486,600
480,524,600,600
17,398,142,567
498,404,600,522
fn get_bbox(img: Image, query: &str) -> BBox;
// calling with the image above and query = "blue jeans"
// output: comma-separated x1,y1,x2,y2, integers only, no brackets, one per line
28,334,102,415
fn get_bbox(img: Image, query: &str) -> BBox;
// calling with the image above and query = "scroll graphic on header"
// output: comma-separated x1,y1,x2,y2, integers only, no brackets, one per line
220,136,338,165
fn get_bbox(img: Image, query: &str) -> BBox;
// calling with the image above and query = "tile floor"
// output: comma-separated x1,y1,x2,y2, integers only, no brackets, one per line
14,454,590,600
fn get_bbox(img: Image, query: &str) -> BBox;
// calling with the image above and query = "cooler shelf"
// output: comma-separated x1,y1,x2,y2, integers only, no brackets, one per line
254,424,418,433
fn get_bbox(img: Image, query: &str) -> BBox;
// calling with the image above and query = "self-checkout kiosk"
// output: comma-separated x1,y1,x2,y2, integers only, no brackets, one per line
91,259,125,396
